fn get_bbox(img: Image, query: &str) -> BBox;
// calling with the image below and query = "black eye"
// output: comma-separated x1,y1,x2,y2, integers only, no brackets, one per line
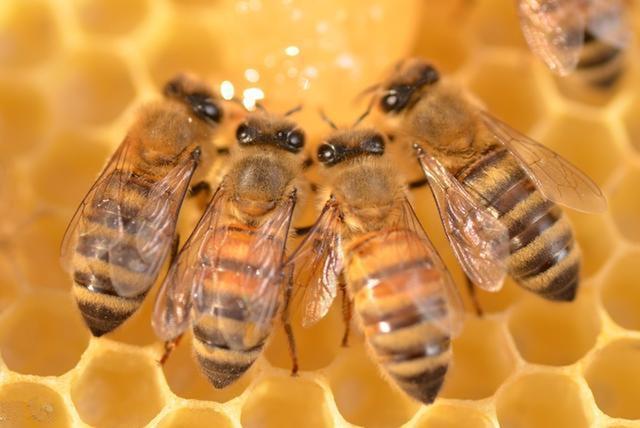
380,87,411,114
317,143,336,165
285,130,305,152
362,135,385,155
421,65,440,85
380,91,399,113
236,123,256,144
188,93,222,123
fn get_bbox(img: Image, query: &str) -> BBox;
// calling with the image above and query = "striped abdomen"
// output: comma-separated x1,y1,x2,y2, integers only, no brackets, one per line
193,224,282,388
72,168,164,336
575,31,625,89
345,229,452,405
456,147,580,301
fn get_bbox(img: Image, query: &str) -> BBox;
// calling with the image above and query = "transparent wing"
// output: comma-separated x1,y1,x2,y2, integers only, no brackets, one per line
109,149,199,298
152,187,227,341
587,0,630,49
480,111,607,213
415,145,509,292
284,199,343,328
193,191,297,350
517,0,586,75
60,139,133,272
397,198,465,337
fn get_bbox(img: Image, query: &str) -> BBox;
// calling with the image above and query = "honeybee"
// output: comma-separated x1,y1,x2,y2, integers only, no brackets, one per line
152,110,306,388
517,0,630,88
60,75,226,336
373,58,607,301
284,125,464,404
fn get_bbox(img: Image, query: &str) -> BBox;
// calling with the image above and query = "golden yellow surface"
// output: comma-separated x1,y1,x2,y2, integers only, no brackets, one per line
0,0,639,427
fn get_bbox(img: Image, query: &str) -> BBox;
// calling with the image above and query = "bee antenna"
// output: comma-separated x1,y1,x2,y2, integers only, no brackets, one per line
228,96,250,111
318,109,338,130
353,82,380,105
352,94,376,128
284,104,303,117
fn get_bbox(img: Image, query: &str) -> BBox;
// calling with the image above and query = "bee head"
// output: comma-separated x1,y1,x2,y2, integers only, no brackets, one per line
235,113,305,154
378,58,440,114
163,75,223,125
318,129,385,167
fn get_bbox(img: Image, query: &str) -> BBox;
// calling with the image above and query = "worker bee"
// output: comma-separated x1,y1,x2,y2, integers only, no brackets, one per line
517,0,630,88
284,125,464,404
152,110,306,388
60,75,225,336
373,58,607,301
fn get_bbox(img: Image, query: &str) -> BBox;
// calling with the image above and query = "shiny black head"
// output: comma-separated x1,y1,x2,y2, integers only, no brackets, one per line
164,75,223,125
379,60,440,114
317,130,385,167
235,116,305,154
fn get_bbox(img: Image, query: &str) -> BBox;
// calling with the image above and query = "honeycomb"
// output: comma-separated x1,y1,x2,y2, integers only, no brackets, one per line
0,0,639,427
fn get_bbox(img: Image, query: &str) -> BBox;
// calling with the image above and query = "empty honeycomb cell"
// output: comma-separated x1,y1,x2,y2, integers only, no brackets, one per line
0,80,49,159
241,376,332,428
585,339,640,419
0,1,58,69
465,0,527,49
0,258,19,313
0,293,89,376
265,297,344,372
31,131,110,210
622,94,640,154
146,19,222,89
71,348,165,428
74,0,148,36
496,372,594,428
508,291,601,366
602,250,640,330
415,403,494,428
542,115,620,187
54,49,136,126
107,283,161,346
440,317,517,400
610,167,640,243
327,343,420,428
163,331,253,402
475,277,526,315
467,58,546,132
0,382,70,428
567,211,616,279
157,407,233,428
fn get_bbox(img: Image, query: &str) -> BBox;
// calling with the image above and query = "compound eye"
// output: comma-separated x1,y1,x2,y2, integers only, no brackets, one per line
286,129,305,152
236,123,256,144
200,100,222,123
317,143,336,165
380,91,399,113
362,134,385,155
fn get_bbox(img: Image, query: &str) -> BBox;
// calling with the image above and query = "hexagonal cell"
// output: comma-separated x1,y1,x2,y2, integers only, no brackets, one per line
464,0,528,49
0,257,20,313
467,58,547,132
0,382,70,428
475,277,526,315
0,293,89,376
157,407,233,428
146,19,222,88
496,372,594,428
585,339,640,419
71,348,165,427
508,290,601,366
622,93,640,155
107,281,159,346
241,376,332,428
74,0,148,36
162,331,253,402
327,343,419,428
602,250,640,330
0,79,49,159
265,297,344,372
542,114,620,187
440,317,517,400
0,1,59,69
566,210,616,279
610,167,640,244
53,48,136,126
415,403,494,428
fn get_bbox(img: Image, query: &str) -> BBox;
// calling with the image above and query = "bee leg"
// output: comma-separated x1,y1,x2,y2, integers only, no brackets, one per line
189,181,212,198
339,279,353,347
159,334,184,365
408,177,430,190
170,234,180,266
465,275,484,317
282,272,299,376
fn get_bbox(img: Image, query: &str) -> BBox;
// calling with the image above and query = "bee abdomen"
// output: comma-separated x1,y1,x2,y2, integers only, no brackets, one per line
576,32,625,89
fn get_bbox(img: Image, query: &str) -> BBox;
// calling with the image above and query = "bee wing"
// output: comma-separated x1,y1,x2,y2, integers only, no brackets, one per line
152,186,227,341
398,198,465,338
415,146,509,292
480,110,607,213
284,200,343,328
60,139,134,272
517,0,585,75
586,0,630,49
